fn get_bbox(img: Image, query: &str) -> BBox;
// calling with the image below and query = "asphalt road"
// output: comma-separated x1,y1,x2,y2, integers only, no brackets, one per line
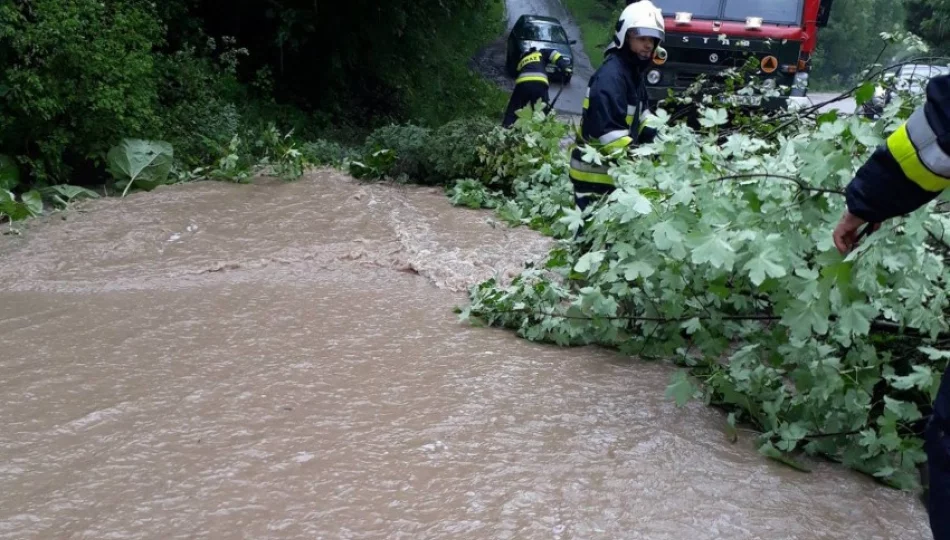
808,92,858,115
502,0,596,114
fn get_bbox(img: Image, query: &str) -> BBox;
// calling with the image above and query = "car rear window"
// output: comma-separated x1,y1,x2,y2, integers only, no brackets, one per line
517,22,569,44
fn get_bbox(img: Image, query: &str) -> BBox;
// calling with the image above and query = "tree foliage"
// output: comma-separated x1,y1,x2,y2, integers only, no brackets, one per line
807,0,907,88
454,75,950,490
0,0,506,188
0,0,165,183
905,0,950,54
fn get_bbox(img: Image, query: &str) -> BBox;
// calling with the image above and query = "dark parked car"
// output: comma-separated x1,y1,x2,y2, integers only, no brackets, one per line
506,15,577,83
861,63,949,119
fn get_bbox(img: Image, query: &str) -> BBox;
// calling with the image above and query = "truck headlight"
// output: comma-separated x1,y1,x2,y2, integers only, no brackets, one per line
647,69,661,85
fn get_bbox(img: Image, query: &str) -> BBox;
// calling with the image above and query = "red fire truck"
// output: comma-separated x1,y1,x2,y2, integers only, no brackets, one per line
644,0,834,109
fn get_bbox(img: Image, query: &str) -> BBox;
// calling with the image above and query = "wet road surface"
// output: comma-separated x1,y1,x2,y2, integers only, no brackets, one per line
503,0,596,114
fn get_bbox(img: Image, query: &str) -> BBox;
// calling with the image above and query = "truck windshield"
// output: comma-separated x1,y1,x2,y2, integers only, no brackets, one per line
660,0,803,25
659,0,720,18
722,0,803,25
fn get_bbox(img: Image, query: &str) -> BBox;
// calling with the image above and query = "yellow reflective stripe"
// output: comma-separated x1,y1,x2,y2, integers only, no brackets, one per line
516,75,549,85
551,51,562,62
517,52,542,71
887,123,950,192
582,97,589,110
570,169,615,185
625,115,634,126
602,135,633,151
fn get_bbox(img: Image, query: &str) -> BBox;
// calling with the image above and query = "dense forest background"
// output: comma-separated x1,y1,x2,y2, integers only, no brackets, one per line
0,0,947,189
0,0,507,186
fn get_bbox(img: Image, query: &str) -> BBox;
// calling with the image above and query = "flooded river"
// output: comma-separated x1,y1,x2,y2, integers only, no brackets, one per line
0,171,931,538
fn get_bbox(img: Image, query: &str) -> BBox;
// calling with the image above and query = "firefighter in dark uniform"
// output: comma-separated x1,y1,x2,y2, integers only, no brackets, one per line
832,73,950,540
502,47,572,128
568,0,664,212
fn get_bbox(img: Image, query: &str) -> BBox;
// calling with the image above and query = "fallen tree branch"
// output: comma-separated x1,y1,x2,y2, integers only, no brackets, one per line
701,173,845,196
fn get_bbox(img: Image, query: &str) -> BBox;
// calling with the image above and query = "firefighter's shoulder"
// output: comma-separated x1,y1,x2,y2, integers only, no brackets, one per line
589,55,629,91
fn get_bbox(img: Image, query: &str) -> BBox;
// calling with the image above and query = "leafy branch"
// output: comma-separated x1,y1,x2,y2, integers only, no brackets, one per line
702,173,846,197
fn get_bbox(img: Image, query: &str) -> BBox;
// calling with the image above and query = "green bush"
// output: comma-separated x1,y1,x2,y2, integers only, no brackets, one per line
428,117,497,182
301,140,359,166
155,40,246,169
363,123,433,181
0,0,165,183
354,117,500,184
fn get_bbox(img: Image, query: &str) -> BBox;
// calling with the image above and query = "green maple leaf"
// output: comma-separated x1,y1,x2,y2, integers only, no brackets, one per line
873,466,897,479
665,371,697,407
883,396,922,422
743,247,786,286
888,365,935,392
613,189,653,219
688,230,736,270
835,301,877,345
778,422,809,451
780,299,831,339
558,206,585,233
855,82,876,106
919,347,950,360
622,260,655,280
681,317,702,335
651,219,687,259
858,429,878,450
574,250,605,275
580,144,604,165
699,108,729,127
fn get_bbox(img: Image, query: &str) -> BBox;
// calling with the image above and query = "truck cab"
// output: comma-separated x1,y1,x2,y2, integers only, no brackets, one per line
644,0,833,110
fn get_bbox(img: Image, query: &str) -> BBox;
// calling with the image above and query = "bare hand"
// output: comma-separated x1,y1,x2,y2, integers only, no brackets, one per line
832,210,880,254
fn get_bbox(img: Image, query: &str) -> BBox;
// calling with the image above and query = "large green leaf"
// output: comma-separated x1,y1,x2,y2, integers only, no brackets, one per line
855,82,876,106
43,185,99,200
0,189,42,222
107,139,174,197
21,190,43,216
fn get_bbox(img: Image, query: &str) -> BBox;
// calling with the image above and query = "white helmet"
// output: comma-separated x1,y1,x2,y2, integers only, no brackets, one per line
606,0,665,54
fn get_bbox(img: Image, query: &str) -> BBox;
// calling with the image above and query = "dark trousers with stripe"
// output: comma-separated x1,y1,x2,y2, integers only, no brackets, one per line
502,81,549,128
570,178,615,243
571,178,615,213
927,368,950,539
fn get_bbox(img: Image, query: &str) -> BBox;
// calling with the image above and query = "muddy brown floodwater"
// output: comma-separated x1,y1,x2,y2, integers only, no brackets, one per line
0,170,932,539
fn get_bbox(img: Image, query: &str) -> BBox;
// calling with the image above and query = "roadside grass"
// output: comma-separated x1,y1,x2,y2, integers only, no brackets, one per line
561,0,621,69
397,0,509,125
